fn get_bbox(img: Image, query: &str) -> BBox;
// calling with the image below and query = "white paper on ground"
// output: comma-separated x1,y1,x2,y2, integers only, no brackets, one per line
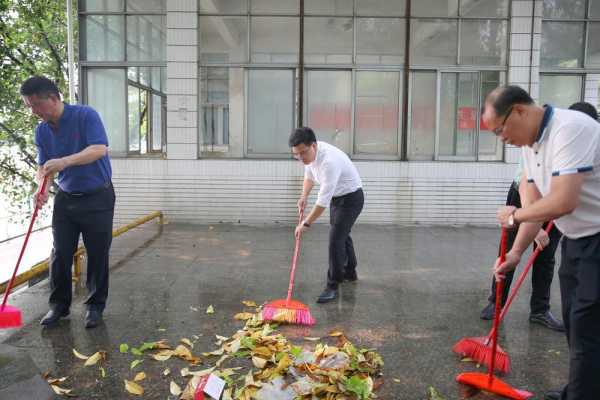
204,374,225,399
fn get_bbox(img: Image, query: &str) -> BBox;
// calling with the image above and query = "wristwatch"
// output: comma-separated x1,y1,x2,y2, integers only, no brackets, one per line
302,220,311,228
508,209,517,227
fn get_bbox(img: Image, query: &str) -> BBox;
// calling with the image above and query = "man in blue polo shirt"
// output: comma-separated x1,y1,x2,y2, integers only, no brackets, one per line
21,76,115,329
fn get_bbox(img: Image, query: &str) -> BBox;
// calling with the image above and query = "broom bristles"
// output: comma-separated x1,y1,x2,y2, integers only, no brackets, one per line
262,299,315,326
0,305,22,329
453,336,511,374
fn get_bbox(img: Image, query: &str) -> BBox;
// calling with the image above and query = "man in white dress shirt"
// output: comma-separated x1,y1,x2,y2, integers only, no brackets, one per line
289,127,364,303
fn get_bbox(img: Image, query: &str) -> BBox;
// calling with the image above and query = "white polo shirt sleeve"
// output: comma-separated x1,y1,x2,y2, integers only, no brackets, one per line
551,123,598,176
304,165,315,182
315,161,342,207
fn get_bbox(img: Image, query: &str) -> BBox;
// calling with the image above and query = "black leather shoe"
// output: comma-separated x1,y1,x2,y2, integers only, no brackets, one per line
530,311,565,332
544,390,562,400
40,308,69,326
480,302,495,320
84,310,103,329
316,287,338,303
344,269,358,282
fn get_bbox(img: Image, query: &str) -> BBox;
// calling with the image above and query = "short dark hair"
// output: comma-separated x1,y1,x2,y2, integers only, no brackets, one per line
289,127,317,147
486,85,534,117
568,101,598,121
20,76,61,99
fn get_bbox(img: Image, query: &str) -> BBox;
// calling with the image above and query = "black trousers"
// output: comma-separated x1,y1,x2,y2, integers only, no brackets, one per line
327,188,364,289
487,182,562,314
49,183,115,313
558,231,600,400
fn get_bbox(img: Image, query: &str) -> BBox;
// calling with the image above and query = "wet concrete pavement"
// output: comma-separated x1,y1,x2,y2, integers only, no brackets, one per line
0,222,569,399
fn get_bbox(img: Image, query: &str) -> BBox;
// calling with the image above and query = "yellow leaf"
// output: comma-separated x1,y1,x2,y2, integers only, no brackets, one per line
393,378,401,383
134,372,146,382
72,349,89,360
206,305,215,314
151,350,174,361
47,377,68,385
124,380,144,396
180,338,194,348
100,367,106,378
174,345,193,360
170,381,182,396
84,351,105,367
234,312,254,321
242,300,257,307
328,330,344,337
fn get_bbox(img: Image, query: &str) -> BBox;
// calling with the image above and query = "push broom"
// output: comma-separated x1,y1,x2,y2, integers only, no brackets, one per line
262,207,315,326
456,227,533,400
453,222,555,374
0,176,48,329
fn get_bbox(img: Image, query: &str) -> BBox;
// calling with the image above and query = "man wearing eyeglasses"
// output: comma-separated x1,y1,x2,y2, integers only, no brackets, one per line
482,85,600,400
289,127,364,304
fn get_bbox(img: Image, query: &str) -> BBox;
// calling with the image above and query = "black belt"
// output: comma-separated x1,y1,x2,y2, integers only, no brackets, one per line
60,182,112,197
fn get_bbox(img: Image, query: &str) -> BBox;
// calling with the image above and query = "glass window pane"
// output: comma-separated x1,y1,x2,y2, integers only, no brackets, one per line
251,0,298,14
305,0,353,15
587,23,600,67
200,0,247,14
541,22,584,68
355,71,400,155
82,0,123,12
151,95,163,151
87,69,127,155
539,75,583,109
479,71,502,160
251,17,299,63
411,20,457,65
460,0,509,17
412,0,458,17
200,67,244,156
140,90,148,154
460,20,507,66
356,18,405,65
356,0,406,16
199,16,248,63
127,15,165,62
84,15,125,61
542,0,586,18
304,17,353,64
127,0,165,12
409,71,436,159
305,70,352,153
128,85,140,152
151,67,163,92
138,67,150,86
592,0,600,18
247,70,294,154
439,72,478,157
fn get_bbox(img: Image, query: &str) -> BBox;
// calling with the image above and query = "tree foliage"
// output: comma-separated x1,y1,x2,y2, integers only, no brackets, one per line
0,0,75,220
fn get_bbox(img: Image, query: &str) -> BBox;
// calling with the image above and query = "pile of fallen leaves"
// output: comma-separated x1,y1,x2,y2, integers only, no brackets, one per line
51,302,385,399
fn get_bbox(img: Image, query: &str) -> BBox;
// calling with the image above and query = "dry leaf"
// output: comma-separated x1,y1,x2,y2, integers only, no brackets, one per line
163,368,171,376
84,351,106,367
393,378,401,383
51,385,76,397
234,312,254,321
72,349,89,360
303,337,320,341
328,330,344,337
134,372,146,382
47,377,68,385
170,381,182,396
180,338,194,348
124,380,144,396
242,300,257,307
152,350,174,361
252,356,267,369
206,305,215,314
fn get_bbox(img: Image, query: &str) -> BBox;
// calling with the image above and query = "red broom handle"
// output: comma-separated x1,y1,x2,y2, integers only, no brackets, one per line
488,227,507,384
285,207,305,305
1,176,48,310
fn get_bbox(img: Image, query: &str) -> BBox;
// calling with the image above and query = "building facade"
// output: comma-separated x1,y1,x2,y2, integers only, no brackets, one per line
78,0,600,226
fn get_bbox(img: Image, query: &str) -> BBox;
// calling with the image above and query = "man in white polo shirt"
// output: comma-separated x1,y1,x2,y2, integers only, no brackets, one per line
289,127,364,303
482,85,600,400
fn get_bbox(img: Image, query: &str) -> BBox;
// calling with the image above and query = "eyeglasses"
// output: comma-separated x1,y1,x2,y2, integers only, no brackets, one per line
292,147,311,160
492,106,514,136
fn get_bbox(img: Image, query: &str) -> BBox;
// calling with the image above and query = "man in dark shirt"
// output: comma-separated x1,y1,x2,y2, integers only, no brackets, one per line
21,76,115,329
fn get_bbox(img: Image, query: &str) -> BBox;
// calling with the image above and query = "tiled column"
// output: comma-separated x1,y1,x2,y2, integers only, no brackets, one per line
585,74,600,108
166,0,198,160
